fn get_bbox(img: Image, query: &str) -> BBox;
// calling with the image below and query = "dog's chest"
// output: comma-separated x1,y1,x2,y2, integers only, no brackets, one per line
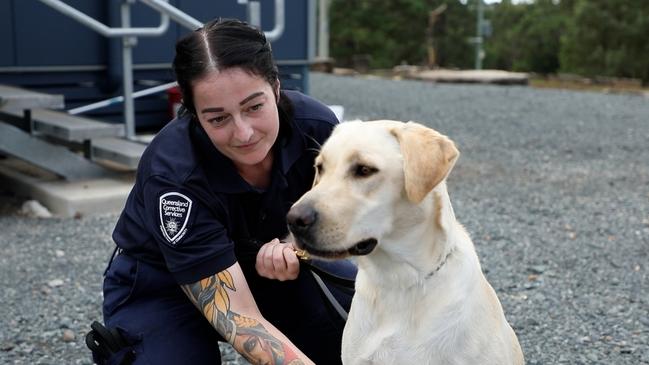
343,294,451,364
342,281,488,365
343,324,453,365
344,320,479,365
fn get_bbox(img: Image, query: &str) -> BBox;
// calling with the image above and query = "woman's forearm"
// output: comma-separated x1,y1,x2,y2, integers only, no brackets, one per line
182,271,315,365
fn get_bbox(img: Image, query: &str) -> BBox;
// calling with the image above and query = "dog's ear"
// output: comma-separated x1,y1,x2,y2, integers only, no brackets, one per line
391,122,459,203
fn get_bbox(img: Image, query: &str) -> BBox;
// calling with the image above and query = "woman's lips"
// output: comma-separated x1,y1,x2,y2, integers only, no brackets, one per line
234,139,260,150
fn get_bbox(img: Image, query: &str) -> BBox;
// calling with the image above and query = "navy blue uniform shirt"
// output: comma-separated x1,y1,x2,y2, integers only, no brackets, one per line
112,90,338,285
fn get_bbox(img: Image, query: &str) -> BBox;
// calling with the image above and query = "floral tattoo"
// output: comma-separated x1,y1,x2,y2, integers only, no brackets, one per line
182,271,305,364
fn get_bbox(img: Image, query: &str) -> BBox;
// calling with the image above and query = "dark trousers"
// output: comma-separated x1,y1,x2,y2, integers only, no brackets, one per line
102,253,355,364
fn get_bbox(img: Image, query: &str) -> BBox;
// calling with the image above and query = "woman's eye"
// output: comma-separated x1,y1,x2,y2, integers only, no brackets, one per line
209,115,229,125
315,163,323,175
249,103,263,112
353,164,378,178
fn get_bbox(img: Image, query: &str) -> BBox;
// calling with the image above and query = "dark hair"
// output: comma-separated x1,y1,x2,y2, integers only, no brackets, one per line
172,18,280,116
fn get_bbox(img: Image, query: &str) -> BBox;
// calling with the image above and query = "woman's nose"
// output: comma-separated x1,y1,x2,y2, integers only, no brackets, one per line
232,116,253,143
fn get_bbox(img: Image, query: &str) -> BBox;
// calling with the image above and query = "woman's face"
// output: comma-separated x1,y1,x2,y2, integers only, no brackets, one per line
192,68,280,170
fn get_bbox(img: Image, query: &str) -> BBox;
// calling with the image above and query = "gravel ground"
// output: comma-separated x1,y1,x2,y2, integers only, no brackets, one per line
1,72,648,364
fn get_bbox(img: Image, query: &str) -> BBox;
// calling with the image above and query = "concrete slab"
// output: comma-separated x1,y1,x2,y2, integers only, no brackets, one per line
408,69,529,85
0,158,134,217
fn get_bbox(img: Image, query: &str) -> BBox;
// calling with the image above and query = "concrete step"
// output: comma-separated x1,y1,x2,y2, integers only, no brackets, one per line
32,109,124,142
0,84,64,110
91,137,146,170
0,157,134,218
2,108,124,142
0,122,112,180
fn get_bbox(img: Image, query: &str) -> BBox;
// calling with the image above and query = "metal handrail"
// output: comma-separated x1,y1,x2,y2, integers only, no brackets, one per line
68,81,178,115
37,0,170,37
36,0,287,139
139,0,202,30
239,0,285,41
37,0,173,139
264,0,285,42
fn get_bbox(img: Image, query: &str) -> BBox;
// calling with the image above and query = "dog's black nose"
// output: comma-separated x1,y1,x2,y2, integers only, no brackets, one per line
287,203,318,234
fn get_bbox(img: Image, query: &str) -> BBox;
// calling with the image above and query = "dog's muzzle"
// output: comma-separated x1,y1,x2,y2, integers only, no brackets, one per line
288,203,379,257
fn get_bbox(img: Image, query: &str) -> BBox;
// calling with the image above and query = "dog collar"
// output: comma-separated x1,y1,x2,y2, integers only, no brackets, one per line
425,247,455,279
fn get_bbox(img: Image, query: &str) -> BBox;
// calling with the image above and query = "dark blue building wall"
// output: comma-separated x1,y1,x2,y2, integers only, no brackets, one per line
0,1,16,67
0,0,313,130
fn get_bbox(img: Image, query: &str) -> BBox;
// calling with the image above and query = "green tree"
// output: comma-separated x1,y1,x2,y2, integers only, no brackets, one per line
560,0,649,83
483,0,527,70
329,0,473,69
484,0,566,74
513,0,566,73
433,1,474,68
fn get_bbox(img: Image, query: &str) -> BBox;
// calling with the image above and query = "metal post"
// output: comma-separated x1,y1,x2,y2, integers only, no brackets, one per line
308,0,317,61
248,1,261,27
474,0,484,70
318,0,330,59
121,0,136,140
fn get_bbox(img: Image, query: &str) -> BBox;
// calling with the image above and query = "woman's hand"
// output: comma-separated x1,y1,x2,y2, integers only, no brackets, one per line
255,238,300,281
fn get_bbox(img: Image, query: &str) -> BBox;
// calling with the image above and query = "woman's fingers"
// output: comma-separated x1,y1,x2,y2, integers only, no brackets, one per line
271,242,285,272
255,238,300,281
283,245,300,279
255,239,275,278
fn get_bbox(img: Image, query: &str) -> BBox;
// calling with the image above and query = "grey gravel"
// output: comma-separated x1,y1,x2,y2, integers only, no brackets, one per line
1,72,648,364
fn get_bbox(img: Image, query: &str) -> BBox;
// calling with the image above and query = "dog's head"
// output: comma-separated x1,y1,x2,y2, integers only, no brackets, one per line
287,120,459,259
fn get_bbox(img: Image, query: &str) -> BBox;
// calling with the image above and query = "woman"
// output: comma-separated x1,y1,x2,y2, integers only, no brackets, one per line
98,18,355,365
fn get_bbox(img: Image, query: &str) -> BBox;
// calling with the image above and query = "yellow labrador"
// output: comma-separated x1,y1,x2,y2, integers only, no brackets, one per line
287,120,524,364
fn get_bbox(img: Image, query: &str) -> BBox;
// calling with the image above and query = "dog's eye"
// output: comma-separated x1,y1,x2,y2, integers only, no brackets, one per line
353,164,378,178
315,163,324,175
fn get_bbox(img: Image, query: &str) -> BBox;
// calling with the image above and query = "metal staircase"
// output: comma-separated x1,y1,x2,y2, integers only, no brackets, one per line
0,84,146,180
0,0,293,182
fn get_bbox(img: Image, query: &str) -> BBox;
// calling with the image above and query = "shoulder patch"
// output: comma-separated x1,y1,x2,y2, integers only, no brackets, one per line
159,192,193,245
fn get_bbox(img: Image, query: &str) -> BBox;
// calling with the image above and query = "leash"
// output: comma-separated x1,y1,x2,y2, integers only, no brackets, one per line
294,248,356,289
294,248,355,321
237,239,356,321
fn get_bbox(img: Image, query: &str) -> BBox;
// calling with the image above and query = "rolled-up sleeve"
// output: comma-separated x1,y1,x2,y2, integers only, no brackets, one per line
142,175,237,284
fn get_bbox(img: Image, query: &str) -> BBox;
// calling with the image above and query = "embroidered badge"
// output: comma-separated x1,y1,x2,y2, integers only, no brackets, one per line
159,192,193,245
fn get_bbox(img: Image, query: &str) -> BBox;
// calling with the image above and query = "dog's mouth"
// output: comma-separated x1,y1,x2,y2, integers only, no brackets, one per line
298,238,378,259
348,238,378,256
